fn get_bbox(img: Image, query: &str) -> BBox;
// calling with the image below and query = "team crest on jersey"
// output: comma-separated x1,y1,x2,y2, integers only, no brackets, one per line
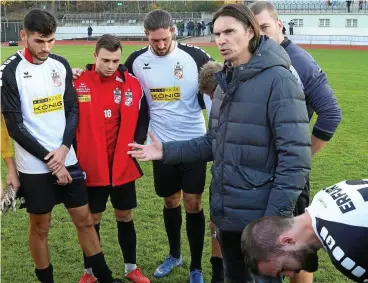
51,69,62,87
174,62,183,80
124,90,133,106
113,88,122,104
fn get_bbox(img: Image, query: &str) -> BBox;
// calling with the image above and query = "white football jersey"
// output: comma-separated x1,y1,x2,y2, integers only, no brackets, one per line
1,51,77,174
307,180,368,282
125,42,212,143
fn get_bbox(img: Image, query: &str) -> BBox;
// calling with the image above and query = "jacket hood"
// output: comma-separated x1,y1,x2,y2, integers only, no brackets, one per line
233,35,291,82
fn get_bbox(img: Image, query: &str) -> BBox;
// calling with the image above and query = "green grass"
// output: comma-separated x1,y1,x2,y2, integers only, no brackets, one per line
1,44,367,283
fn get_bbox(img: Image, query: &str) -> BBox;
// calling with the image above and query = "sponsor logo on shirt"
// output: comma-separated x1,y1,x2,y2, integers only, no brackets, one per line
76,83,91,93
143,63,151,70
23,71,32,79
78,94,91,103
325,185,356,214
150,87,181,102
33,94,63,115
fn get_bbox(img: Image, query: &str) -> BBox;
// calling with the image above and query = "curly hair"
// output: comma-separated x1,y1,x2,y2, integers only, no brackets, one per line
199,61,223,98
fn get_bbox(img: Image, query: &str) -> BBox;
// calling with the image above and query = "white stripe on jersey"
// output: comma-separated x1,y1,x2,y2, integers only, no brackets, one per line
290,65,304,90
203,94,212,120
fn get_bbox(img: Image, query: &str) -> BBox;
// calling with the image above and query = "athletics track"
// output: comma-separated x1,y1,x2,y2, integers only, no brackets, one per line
3,40,368,50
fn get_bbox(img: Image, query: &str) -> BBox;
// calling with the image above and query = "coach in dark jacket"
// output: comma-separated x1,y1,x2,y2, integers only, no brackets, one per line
128,4,311,283
205,36,311,231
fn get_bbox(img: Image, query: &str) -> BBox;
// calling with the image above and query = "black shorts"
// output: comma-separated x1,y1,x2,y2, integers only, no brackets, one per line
87,181,137,213
294,178,311,216
18,163,88,215
152,160,207,198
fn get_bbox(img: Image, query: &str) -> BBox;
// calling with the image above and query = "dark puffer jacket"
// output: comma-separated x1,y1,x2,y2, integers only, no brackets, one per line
162,36,312,232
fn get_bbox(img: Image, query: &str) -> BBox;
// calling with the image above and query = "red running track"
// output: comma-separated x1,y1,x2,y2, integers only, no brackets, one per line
3,39,368,50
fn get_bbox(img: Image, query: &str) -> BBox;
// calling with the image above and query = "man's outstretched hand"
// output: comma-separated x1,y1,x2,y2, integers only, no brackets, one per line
128,132,163,161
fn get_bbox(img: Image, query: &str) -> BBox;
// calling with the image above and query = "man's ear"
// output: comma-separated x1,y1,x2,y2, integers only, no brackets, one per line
170,26,175,34
277,20,283,33
20,30,28,48
144,29,149,37
279,235,296,246
20,30,26,41
247,26,255,39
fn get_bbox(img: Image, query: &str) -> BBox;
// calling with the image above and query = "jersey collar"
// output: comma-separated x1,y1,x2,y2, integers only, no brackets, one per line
86,64,125,82
24,48,34,63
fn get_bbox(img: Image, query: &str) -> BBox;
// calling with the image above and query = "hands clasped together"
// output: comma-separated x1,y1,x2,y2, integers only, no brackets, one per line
44,145,72,186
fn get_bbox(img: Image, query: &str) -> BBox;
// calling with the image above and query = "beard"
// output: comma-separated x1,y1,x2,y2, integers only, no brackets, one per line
27,42,49,62
152,38,173,57
292,248,319,273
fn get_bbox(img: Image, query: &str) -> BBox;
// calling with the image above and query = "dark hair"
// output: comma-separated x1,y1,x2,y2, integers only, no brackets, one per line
144,9,173,31
23,9,57,36
250,1,279,21
95,34,122,54
241,216,294,274
212,3,261,54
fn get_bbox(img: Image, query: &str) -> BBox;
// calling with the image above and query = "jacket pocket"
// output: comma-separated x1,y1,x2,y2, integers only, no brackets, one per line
234,166,274,189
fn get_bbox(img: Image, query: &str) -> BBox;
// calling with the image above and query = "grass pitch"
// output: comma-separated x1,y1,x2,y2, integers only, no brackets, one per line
1,44,367,282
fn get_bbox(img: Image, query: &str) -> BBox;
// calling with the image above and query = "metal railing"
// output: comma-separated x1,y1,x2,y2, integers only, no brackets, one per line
61,12,202,26
289,34,368,45
273,1,368,14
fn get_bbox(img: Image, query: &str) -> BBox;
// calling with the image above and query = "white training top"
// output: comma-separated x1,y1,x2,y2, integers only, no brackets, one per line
1,51,77,174
125,42,212,143
306,179,368,282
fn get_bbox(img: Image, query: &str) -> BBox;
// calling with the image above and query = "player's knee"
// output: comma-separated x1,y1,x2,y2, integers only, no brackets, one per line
91,213,102,225
115,209,132,222
164,192,181,208
183,193,202,213
72,209,94,230
30,216,51,238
